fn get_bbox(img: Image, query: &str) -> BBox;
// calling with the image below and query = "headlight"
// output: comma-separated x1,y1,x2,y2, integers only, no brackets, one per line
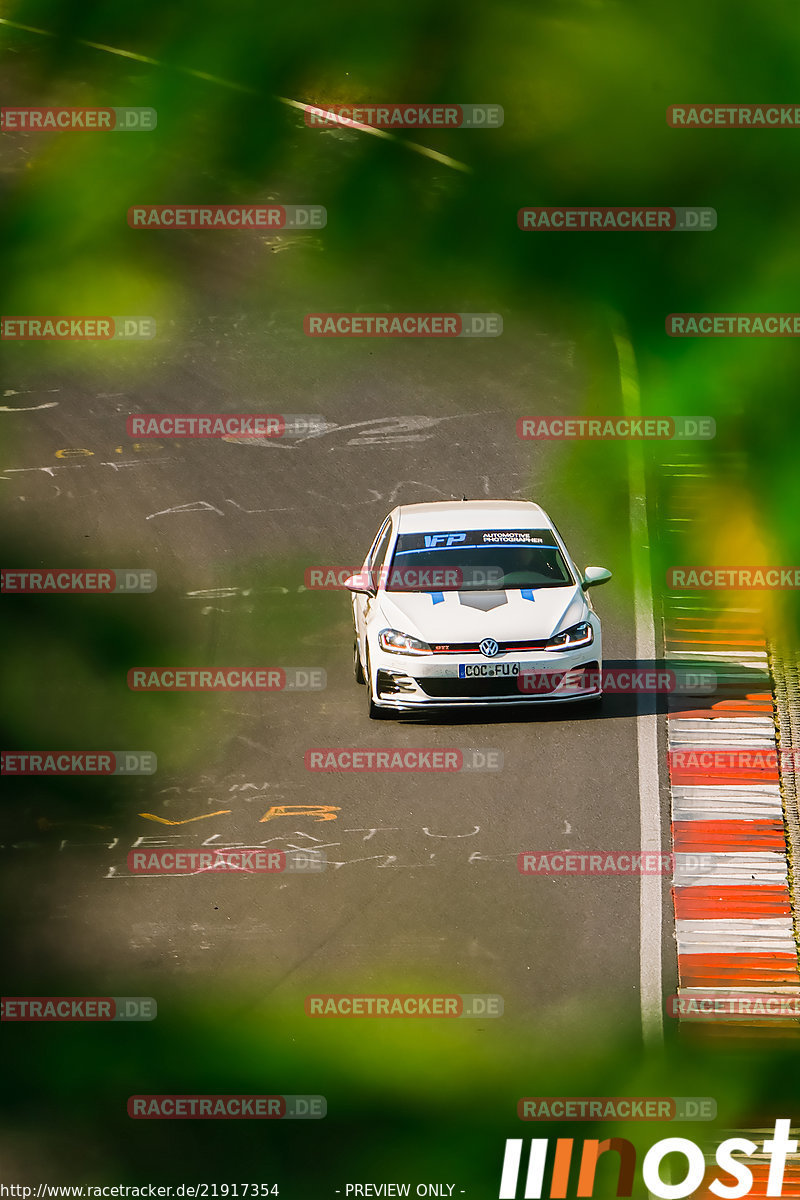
378,628,433,655
545,621,594,651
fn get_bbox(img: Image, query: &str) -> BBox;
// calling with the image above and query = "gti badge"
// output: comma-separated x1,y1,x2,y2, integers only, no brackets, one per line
479,638,500,658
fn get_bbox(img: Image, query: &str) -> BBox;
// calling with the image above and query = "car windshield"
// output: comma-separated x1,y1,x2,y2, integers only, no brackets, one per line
384,528,574,592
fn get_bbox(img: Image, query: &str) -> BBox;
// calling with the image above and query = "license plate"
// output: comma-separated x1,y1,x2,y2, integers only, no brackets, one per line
458,663,520,678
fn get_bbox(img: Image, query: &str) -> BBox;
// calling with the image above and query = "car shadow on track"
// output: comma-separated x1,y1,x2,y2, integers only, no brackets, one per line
391,658,769,725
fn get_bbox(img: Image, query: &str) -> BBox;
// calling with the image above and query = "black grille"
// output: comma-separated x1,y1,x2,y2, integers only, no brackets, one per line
417,677,529,699
518,661,600,695
376,670,417,696
417,661,600,700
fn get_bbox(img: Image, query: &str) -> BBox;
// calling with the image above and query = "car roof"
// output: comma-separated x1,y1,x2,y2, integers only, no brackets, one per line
394,500,553,533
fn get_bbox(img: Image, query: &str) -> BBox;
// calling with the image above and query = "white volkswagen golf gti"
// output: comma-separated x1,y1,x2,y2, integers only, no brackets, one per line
346,500,612,718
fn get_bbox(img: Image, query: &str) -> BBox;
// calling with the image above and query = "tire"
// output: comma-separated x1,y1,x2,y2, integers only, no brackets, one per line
365,651,391,720
353,638,366,684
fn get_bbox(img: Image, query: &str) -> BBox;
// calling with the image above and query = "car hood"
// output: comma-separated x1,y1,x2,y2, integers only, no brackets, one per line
376,585,587,643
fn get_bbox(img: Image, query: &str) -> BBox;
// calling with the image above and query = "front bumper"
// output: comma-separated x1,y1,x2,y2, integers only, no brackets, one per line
370,644,603,710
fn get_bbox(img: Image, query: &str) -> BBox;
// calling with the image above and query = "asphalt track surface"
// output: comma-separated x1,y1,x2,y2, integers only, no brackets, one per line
1,258,677,1045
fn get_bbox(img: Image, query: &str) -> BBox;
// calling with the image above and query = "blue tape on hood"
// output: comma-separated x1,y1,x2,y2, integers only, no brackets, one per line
521,589,536,602
430,592,444,605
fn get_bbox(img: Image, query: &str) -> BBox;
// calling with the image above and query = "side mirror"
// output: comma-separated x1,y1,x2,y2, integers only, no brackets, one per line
343,571,376,596
582,566,612,590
